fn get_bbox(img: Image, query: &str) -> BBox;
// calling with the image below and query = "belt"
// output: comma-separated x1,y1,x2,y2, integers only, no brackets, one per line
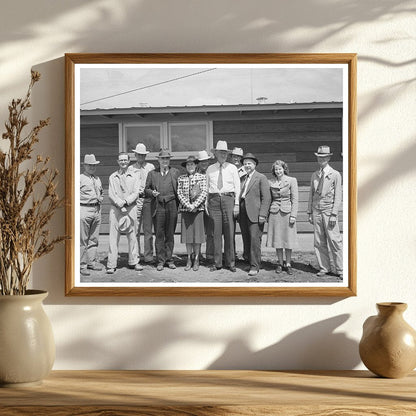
209,192,235,197
81,203,100,207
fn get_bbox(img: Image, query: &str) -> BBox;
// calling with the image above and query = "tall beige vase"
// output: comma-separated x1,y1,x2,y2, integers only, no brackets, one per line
0,290,55,387
359,302,416,378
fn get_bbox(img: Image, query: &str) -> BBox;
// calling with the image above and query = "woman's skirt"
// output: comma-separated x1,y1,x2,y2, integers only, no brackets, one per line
181,211,205,244
266,211,297,249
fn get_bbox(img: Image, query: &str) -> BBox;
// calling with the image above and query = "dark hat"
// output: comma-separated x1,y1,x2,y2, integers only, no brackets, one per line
157,149,172,158
314,145,333,157
181,155,199,167
241,152,258,165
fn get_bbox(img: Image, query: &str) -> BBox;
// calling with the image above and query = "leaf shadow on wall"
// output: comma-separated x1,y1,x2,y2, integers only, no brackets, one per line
207,314,360,370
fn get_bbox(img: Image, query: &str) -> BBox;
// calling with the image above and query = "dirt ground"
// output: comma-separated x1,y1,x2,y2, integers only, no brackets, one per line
81,234,342,284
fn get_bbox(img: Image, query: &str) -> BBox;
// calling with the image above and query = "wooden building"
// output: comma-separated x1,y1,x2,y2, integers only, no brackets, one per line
80,102,343,234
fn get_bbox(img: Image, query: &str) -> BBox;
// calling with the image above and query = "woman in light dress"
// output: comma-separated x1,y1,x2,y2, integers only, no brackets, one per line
266,160,298,275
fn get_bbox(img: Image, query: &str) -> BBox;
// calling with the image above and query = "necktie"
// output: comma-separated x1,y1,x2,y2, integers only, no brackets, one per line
317,168,324,195
240,174,249,199
217,164,223,190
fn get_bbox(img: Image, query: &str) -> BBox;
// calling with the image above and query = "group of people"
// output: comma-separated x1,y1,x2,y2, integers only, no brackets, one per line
80,140,343,279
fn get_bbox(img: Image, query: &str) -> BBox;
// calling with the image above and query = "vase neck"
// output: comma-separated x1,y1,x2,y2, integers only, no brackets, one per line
377,302,407,316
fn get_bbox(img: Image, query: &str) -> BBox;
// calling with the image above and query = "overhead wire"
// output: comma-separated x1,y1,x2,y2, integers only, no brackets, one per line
80,67,217,107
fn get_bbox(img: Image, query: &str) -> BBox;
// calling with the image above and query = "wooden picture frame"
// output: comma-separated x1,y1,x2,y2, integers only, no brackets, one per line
65,53,356,296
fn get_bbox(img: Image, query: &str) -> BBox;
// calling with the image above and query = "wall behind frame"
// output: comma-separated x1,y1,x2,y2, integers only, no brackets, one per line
0,0,415,370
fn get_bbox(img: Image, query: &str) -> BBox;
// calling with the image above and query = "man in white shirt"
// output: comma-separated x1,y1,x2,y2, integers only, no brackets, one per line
307,145,343,279
206,140,241,272
128,143,155,264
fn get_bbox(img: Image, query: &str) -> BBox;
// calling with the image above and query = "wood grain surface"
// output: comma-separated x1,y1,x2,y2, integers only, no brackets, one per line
1,370,415,415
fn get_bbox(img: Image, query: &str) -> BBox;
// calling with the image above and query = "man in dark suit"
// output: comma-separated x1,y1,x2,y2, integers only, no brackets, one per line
144,149,181,271
239,153,271,276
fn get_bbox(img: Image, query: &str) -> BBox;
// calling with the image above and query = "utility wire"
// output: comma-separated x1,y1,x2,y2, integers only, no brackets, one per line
81,68,217,106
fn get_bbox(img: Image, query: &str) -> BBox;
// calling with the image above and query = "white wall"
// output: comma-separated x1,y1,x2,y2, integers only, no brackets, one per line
0,0,415,370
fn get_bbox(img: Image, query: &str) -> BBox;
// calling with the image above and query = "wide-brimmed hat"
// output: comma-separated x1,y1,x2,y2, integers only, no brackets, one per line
118,215,131,233
83,154,100,165
231,147,244,157
196,150,213,162
241,152,258,166
157,149,172,158
314,145,333,157
212,140,230,153
181,155,199,167
132,143,149,154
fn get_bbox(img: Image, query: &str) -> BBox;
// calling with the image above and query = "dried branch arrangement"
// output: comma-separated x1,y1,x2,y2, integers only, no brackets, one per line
0,71,65,295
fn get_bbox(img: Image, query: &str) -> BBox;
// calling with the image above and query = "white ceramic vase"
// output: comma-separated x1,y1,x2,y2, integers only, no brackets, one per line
0,290,55,387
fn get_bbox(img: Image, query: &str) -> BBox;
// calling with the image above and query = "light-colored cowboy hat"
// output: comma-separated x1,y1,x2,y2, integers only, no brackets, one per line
181,155,199,167
83,154,100,165
132,143,149,154
157,149,173,158
231,147,244,157
314,145,333,157
212,140,230,153
241,152,259,166
196,150,213,162
118,215,131,233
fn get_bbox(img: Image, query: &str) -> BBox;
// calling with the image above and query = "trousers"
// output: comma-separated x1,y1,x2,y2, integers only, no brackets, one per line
107,205,138,269
80,205,101,270
208,194,235,268
137,199,155,262
154,199,178,265
312,210,343,274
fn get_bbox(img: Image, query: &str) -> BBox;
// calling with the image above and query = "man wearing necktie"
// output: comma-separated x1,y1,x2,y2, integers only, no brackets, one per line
307,145,343,279
144,149,181,271
238,153,271,276
80,154,104,277
205,140,241,272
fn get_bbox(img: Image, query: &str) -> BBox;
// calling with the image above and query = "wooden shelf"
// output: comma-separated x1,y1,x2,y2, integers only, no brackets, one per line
1,370,415,415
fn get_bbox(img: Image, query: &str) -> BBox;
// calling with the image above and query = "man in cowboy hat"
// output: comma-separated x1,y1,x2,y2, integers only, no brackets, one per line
144,149,181,271
307,145,343,279
196,150,214,262
106,152,142,274
128,143,155,264
205,140,241,272
230,147,247,179
238,153,271,276
80,154,104,277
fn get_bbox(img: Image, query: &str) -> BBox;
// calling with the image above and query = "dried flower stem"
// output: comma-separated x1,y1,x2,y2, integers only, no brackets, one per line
0,71,66,295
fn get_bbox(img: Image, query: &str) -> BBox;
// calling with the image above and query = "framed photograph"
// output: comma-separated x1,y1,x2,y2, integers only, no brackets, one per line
65,53,356,296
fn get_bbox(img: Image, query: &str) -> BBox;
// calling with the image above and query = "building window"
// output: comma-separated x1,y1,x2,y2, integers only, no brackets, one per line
124,121,212,159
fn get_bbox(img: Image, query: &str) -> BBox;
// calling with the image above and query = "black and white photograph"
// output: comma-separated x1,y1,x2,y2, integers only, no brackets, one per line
65,54,356,296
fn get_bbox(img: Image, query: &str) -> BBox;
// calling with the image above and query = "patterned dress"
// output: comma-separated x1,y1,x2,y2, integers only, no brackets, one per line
177,172,207,244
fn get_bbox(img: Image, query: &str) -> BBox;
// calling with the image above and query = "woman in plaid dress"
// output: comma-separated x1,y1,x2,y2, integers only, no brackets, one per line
177,156,207,271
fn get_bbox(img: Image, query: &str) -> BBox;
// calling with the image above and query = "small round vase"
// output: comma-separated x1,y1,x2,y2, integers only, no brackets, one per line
359,302,416,378
0,290,55,387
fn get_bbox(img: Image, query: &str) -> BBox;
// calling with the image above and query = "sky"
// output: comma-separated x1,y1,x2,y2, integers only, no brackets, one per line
79,65,344,110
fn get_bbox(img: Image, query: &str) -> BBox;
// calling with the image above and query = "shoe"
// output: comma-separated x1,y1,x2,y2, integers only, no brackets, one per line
286,265,293,275
184,257,192,271
87,264,103,271
80,269,90,276
275,264,283,274
316,270,328,277
338,273,343,279
248,269,258,276
106,268,115,274
156,264,164,271
210,265,221,272
168,263,176,270
229,266,236,272
134,264,143,271
193,257,200,271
